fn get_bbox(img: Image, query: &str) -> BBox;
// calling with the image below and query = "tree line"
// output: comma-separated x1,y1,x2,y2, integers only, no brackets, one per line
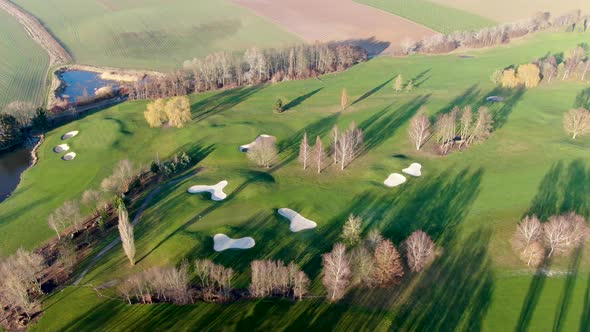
512,213,588,267
127,43,367,101
401,10,589,55
494,44,589,89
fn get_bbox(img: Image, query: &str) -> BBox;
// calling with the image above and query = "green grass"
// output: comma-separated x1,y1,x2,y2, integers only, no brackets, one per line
1,31,589,330
0,9,49,109
10,0,301,70
355,0,496,33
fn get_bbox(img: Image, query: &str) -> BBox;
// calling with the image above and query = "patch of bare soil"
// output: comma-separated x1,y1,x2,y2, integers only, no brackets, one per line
233,0,437,55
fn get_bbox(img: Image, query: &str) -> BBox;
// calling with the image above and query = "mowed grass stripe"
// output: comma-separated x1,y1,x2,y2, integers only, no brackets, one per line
356,0,496,33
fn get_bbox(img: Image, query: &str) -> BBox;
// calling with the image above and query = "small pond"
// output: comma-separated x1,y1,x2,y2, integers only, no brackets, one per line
57,70,119,101
0,144,33,203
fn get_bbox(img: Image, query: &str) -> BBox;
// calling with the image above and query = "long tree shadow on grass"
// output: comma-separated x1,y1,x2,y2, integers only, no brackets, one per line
514,259,552,332
575,87,590,109
360,94,430,153
350,76,395,106
526,160,590,220
191,85,265,122
283,88,323,111
553,246,583,332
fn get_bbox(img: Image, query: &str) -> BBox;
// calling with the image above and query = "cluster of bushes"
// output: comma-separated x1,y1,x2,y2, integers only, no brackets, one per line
408,106,493,155
150,151,192,177
144,96,191,128
0,102,49,150
322,215,440,302
494,44,589,89
402,11,589,55
512,213,588,267
298,122,365,173
117,258,309,304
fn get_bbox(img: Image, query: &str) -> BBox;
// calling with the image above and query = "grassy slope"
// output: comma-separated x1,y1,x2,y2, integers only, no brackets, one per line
431,0,590,22
0,9,49,109
10,0,300,70
0,31,587,330
355,0,495,33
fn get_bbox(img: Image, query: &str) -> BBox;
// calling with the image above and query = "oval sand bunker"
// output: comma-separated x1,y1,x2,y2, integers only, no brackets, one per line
278,208,317,232
54,144,70,153
62,152,77,161
187,180,228,201
62,131,79,140
213,234,255,252
240,134,274,152
402,163,422,177
384,173,406,187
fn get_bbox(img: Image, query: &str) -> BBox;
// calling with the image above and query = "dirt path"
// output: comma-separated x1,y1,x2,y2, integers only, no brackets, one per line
73,169,200,285
232,0,438,55
0,0,71,66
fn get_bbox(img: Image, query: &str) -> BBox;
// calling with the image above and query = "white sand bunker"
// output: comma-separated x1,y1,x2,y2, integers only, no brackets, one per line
240,134,274,152
402,163,422,177
54,144,70,153
187,180,228,201
213,234,255,251
486,96,505,102
62,152,77,161
384,173,406,187
62,131,79,140
278,208,317,232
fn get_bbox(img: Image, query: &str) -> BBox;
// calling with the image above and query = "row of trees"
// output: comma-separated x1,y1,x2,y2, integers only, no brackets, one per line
512,213,588,267
144,96,192,128
322,215,439,301
298,123,365,172
127,43,367,101
495,44,589,89
402,11,588,55
0,249,45,322
563,107,590,139
118,258,310,304
408,106,493,154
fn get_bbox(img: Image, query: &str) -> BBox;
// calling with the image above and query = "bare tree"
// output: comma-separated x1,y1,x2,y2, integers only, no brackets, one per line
312,135,326,174
101,159,135,196
334,122,364,170
247,136,277,168
330,125,339,164
341,214,362,246
365,229,383,251
341,88,348,111
322,243,351,302
0,249,45,320
434,110,457,154
298,132,311,170
194,259,214,301
408,108,431,150
393,74,403,92
117,203,136,266
81,189,107,214
47,200,82,238
459,106,473,143
404,230,436,273
467,107,493,145
292,269,310,300
563,108,590,139
520,241,545,267
543,213,589,257
373,239,404,286
512,215,542,253
350,246,375,286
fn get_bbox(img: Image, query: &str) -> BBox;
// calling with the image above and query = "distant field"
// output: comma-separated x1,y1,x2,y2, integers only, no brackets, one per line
0,9,48,108
233,0,437,55
355,0,496,34
10,0,301,70
431,0,590,22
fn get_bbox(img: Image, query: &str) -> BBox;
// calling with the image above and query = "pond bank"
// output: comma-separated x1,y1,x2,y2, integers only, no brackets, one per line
0,136,41,203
